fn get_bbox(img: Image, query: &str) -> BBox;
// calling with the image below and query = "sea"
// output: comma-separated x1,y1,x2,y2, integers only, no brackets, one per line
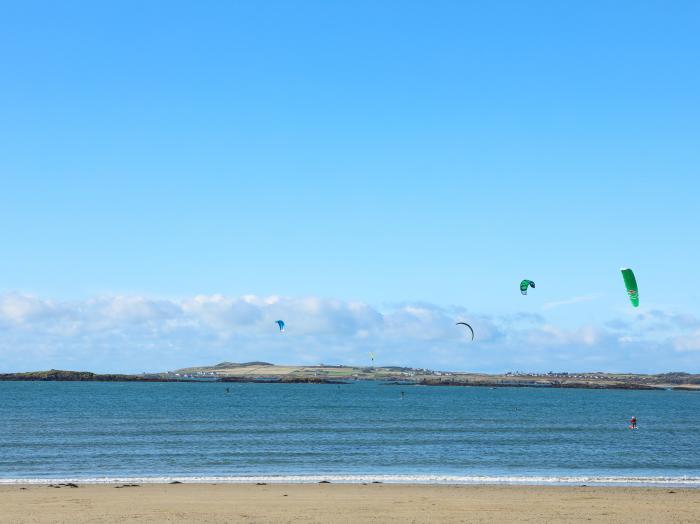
1,381,699,486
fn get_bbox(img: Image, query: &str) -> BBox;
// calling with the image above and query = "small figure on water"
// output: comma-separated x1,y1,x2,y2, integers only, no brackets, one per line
629,416,637,430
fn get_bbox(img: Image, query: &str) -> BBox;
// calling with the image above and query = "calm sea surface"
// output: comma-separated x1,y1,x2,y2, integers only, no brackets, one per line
1,381,699,485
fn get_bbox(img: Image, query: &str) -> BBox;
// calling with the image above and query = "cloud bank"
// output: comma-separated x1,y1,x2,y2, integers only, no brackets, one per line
0,293,698,373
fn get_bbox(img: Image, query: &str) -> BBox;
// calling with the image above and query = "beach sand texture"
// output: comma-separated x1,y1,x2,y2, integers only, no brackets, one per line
1,483,699,523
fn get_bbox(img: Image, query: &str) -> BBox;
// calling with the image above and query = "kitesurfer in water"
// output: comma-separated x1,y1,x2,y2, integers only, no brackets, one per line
630,416,637,429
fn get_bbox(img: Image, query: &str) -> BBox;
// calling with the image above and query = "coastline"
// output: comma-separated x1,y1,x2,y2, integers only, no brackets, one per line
2,475,700,488
2,483,699,523
2,367,699,390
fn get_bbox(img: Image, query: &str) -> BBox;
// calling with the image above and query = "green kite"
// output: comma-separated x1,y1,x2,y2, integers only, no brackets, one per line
620,268,639,307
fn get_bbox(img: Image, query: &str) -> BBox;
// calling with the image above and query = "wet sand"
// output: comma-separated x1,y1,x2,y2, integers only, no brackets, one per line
1,483,699,523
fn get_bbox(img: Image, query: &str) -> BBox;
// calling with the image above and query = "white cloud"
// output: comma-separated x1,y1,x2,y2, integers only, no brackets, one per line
542,293,602,310
0,294,61,324
0,293,698,374
671,330,700,352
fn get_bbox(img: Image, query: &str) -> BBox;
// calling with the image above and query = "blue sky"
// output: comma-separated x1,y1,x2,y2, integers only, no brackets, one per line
1,1,699,373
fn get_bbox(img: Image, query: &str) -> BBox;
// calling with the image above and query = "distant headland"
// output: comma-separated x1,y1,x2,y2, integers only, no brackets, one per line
1,363,699,390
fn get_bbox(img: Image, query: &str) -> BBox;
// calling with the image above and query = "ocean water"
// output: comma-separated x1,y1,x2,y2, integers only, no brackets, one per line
1,381,699,486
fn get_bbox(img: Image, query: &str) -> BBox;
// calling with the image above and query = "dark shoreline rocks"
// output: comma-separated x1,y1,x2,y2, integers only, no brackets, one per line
417,378,669,391
219,376,349,384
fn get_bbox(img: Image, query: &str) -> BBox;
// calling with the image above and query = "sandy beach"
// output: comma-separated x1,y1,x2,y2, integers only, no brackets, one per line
1,483,699,523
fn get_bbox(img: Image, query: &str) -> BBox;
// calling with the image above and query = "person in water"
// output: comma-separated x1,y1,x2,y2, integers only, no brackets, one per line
630,416,637,429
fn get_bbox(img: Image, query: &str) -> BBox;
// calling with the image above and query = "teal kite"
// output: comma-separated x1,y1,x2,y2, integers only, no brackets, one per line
520,279,535,295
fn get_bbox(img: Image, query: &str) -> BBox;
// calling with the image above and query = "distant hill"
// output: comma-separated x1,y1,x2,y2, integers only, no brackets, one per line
175,361,274,374
0,370,185,382
211,361,273,368
656,372,700,384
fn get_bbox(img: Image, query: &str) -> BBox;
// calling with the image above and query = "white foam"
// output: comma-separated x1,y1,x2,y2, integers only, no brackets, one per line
1,475,699,487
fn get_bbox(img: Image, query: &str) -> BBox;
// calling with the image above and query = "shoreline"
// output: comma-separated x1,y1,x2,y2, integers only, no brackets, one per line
2,475,700,488
1,377,698,391
2,368,699,391
2,483,699,523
